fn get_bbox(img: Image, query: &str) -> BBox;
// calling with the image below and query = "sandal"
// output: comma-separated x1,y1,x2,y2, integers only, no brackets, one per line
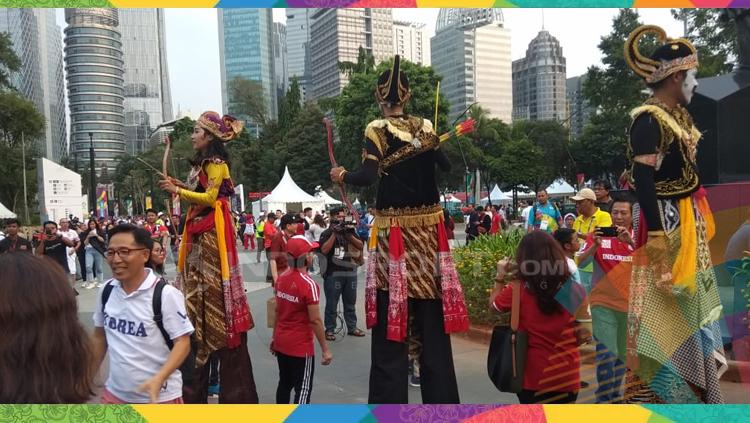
348,328,366,337
325,332,336,341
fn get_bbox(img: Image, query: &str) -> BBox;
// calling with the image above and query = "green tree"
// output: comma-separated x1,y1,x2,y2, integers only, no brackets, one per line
494,138,548,193
228,76,268,125
282,104,331,193
0,32,20,90
338,46,376,77
572,9,652,182
278,77,302,134
672,9,738,77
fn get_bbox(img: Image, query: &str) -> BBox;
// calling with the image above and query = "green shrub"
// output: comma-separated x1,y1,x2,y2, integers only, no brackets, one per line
454,229,525,326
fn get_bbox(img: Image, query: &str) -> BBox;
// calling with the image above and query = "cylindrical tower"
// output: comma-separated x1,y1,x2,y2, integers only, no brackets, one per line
64,8,125,174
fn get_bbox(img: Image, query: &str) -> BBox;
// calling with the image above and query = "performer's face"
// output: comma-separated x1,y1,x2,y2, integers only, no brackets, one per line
680,69,699,105
191,125,212,151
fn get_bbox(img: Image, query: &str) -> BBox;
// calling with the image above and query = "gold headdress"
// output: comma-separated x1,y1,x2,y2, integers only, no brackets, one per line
624,25,698,84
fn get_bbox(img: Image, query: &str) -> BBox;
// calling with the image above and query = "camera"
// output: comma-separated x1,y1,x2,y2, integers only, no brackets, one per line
331,217,357,234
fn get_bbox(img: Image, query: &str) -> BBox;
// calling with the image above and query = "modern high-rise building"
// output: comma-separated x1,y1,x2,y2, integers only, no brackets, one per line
0,9,67,162
64,8,126,174
566,74,595,140
285,8,312,102
431,9,512,123
118,9,173,154
273,22,288,101
309,8,393,100
512,30,567,122
392,20,430,65
218,9,277,129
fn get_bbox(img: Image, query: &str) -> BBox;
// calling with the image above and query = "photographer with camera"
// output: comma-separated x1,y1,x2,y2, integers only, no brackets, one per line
36,221,75,278
318,207,365,341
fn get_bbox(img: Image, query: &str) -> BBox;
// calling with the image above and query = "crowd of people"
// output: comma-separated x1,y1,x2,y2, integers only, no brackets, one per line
0,27,738,406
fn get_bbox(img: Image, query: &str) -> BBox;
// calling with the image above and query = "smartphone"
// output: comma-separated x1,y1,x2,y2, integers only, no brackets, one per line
597,226,618,237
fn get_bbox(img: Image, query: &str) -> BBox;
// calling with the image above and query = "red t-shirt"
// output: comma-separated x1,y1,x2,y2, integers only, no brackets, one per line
269,230,290,276
490,214,502,235
584,232,634,312
493,283,580,393
264,223,277,249
144,222,167,239
273,269,320,357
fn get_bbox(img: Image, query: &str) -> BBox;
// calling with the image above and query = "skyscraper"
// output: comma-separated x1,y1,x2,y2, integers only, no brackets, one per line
64,8,126,174
431,9,512,123
392,20,430,65
285,8,312,102
118,9,173,154
273,22,288,100
0,9,67,162
512,30,567,121
309,8,393,100
566,74,594,140
218,9,277,128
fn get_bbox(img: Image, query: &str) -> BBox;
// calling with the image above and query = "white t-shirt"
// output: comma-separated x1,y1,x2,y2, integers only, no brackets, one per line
521,206,533,229
59,229,80,274
93,269,194,403
309,223,326,242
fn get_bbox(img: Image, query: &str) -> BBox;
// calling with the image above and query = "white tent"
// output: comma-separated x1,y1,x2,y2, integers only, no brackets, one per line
0,201,16,219
315,190,343,206
546,178,576,197
261,167,325,213
440,194,462,203
480,184,512,205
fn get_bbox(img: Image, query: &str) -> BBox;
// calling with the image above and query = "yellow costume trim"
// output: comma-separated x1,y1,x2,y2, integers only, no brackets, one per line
177,218,189,273
630,105,700,145
368,226,378,250
177,162,228,206
374,204,444,229
214,200,230,281
671,195,715,295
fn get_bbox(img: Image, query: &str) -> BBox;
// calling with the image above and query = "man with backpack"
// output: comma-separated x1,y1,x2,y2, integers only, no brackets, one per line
92,224,193,404
526,190,563,234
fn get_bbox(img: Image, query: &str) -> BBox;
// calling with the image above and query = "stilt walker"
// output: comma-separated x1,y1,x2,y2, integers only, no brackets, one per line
622,25,727,404
330,55,471,404
159,111,258,403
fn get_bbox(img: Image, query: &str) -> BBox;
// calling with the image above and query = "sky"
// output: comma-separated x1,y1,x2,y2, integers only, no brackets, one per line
57,8,684,119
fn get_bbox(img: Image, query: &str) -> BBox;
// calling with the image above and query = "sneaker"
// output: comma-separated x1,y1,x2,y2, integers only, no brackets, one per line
85,282,96,289
96,282,104,288
409,373,421,387
208,384,220,396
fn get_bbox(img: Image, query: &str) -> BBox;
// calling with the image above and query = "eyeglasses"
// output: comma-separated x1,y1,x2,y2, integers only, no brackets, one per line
105,248,148,259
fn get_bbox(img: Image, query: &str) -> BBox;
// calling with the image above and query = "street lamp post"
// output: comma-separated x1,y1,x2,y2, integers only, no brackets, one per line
88,132,96,217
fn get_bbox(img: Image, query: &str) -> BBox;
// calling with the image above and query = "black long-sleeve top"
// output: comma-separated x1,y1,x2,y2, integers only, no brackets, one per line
343,116,451,211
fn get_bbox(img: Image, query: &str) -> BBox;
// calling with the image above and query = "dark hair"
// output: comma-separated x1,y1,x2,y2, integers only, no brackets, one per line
330,206,346,215
304,207,312,213
476,206,484,212
594,180,612,191
516,231,572,315
612,196,635,213
107,224,154,251
87,219,100,230
553,228,576,248
190,132,231,169
0,253,94,403
43,221,57,228
147,239,166,275
4,218,19,227
146,209,157,215
267,212,276,221
313,214,327,228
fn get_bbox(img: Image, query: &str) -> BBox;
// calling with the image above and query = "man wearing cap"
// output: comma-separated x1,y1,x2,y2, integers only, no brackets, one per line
621,25,725,404
571,188,612,295
268,213,301,286
272,235,333,404
329,55,468,403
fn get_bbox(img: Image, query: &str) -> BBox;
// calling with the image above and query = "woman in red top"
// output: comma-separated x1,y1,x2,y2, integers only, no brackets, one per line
490,231,581,404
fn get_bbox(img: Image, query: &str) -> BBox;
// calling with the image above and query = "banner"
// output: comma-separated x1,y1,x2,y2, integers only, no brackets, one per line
96,184,109,218
145,194,152,211
172,194,181,216
577,173,585,188
125,198,133,217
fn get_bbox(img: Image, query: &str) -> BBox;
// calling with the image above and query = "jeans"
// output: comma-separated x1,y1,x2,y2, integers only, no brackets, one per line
85,248,103,282
323,273,358,333
592,306,628,403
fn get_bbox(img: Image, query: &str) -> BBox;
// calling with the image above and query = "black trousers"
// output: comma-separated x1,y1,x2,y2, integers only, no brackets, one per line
276,352,315,404
517,390,578,404
182,332,259,404
369,290,460,404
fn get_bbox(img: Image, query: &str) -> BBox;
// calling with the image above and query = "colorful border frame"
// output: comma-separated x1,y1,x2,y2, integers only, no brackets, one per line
2,404,749,422
2,1,750,9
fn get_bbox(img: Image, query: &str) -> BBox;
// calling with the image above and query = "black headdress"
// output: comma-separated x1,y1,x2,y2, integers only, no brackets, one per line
375,55,410,106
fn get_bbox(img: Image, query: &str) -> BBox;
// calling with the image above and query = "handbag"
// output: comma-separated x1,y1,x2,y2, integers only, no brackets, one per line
267,296,277,328
487,281,528,393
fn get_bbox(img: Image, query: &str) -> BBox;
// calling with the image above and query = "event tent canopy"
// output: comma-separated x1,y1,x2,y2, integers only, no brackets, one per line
440,194,462,203
315,190,343,206
480,184,512,204
0,201,16,219
261,167,325,213
546,179,576,196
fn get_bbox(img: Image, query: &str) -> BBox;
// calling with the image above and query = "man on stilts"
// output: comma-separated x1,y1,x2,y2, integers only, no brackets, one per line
330,55,470,404
622,25,726,404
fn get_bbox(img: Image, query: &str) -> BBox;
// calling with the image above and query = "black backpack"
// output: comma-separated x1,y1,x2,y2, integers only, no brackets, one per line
101,278,174,350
